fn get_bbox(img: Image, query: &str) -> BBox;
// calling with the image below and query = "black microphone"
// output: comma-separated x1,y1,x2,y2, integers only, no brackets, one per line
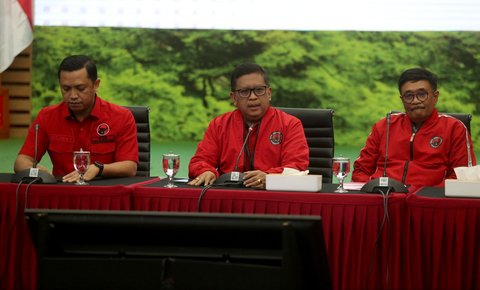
382,112,391,177
361,112,408,193
11,124,57,184
214,124,255,186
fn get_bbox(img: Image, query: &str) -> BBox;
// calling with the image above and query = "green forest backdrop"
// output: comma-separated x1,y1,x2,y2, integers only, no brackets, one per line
32,27,480,148
1,27,478,176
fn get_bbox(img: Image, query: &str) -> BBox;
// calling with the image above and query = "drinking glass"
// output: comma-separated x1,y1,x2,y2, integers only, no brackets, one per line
73,150,90,185
162,153,180,188
332,157,350,193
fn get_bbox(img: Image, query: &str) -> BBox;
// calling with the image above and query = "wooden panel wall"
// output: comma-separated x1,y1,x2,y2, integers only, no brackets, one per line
0,45,32,137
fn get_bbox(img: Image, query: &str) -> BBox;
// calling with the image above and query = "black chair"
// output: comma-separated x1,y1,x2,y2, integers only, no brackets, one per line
392,110,472,133
442,113,472,133
124,106,150,177
278,108,335,183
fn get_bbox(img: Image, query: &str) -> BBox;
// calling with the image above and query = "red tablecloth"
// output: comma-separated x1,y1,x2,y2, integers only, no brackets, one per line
405,191,480,290
0,176,155,290
6,177,480,290
133,184,406,290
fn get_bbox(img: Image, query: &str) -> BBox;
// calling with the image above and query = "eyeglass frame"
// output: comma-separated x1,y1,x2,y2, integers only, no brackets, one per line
400,89,436,104
233,85,270,99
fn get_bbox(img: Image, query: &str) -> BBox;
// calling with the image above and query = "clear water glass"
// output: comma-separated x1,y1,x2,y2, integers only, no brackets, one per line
332,157,350,193
162,153,180,188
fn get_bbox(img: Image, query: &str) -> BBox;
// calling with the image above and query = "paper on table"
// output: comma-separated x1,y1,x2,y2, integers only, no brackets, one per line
343,182,365,191
454,165,480,181
282,167,309,176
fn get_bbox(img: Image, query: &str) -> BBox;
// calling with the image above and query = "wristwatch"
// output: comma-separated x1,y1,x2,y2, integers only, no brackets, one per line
94,161,104,176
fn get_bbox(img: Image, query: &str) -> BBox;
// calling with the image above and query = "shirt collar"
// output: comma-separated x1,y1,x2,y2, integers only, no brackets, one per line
423,108,439,124
89,95,102,119
409,108,438,130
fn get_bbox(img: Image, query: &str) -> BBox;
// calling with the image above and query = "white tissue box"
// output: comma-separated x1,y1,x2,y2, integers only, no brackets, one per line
266,175,322,192
445,179,480,198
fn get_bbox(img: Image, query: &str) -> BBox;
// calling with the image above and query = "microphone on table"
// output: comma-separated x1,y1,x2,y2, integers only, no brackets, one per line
11,124,57,184
213,123,256,187
361,112,408,193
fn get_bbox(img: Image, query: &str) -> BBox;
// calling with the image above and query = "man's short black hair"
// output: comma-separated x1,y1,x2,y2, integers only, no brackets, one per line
398,68,438,92
57,55,97,82
230,63,270,91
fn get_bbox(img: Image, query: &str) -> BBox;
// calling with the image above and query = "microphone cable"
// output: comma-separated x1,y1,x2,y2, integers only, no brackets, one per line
24,177,40,211
0,179,27,282
196,179,249,212
379,187,392,290
0,177,37,284
196,184,213,212
366,187,392,289
19,177,40,290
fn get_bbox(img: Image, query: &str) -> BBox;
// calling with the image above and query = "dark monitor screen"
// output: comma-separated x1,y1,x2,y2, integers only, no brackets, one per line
25,209,331,290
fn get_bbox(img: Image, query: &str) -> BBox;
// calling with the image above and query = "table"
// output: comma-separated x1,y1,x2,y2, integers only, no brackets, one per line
0,173,158,290
405,187,480,290
133,181,407,290
5,175,480,290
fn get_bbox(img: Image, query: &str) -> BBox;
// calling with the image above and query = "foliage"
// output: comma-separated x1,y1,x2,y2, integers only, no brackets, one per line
32,27,480,146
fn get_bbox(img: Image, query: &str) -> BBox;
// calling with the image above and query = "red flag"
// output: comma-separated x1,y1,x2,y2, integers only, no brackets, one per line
0,0,33,73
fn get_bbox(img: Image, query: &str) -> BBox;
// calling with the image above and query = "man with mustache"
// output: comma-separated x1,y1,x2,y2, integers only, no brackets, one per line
352,68,476,187
14,55,138,182
188,63,309,189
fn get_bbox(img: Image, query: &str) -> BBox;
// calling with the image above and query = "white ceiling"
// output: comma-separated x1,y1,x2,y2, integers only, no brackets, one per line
34,0,480,31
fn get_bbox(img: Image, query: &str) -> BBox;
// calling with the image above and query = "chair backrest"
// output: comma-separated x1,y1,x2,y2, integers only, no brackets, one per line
442,113,472,133
392,110,472,134
278,107,335,183
124,106,151,177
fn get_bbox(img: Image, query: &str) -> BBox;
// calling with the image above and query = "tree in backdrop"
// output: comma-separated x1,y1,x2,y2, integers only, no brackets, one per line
32,27,480,147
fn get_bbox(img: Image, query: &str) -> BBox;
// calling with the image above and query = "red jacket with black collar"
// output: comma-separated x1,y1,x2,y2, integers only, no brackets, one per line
352,109,476,187
189,107,309,178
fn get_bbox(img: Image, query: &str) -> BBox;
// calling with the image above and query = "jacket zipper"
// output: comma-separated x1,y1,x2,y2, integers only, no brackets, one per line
409,132,416,160
402,130,417,183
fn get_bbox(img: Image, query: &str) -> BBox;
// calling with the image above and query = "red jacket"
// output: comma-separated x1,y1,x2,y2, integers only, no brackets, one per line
188,107,309,178
352,109,476,187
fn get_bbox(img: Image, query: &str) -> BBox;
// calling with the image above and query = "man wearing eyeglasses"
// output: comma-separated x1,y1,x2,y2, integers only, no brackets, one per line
352,68,476,187
188,63,309,188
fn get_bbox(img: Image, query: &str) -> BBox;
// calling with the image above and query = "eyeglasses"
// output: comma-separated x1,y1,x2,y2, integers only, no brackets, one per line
234,85,269,99
401,90,432,104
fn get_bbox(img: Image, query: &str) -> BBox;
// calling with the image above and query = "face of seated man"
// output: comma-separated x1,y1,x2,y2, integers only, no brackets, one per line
230,72,272,123
60,67,100,121
400,79,439,126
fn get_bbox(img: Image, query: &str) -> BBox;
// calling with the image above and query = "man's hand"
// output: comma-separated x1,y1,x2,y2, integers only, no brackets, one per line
62,164,100,183
14,154,54,175
188,171,217,186
36,164,51,174
243,170,267,189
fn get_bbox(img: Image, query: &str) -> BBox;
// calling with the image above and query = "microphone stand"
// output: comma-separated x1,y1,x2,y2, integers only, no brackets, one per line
11,124,57,184
361,112,408,193
214,124,255,186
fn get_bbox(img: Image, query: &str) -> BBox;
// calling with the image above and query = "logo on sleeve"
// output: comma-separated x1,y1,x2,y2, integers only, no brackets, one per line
97,123,110,136
430,136,443,148
269,131,283,145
